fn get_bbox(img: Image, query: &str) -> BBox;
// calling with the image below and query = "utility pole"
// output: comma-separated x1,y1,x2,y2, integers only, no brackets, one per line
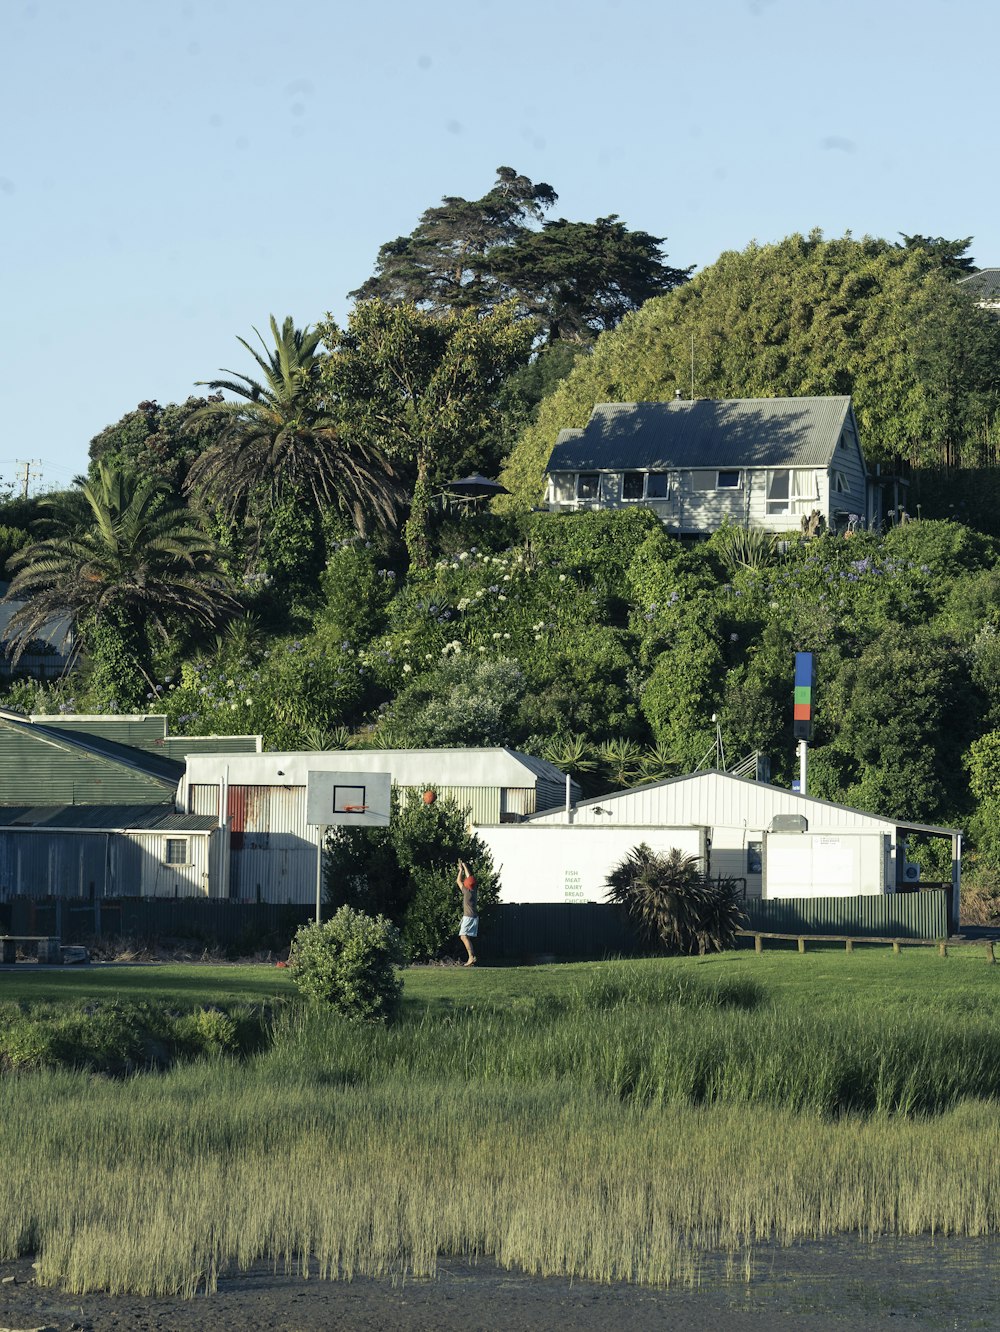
14,459,41,499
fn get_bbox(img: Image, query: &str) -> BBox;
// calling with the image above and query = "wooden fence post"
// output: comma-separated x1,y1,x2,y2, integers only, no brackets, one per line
798,936,806,954
987,941,996,966
938,941,948,957
754,934,762,955
892,940,901,956
845,939,853,953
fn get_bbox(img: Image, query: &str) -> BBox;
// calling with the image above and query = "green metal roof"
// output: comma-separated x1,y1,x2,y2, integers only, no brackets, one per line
0,716,179,805
34,715,261,758
546,397,854,473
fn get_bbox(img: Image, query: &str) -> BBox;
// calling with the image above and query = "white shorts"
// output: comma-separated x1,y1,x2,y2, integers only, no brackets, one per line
460,915,479,938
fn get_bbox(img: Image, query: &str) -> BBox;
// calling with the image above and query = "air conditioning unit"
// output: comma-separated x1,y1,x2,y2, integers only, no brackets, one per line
902,863,921,884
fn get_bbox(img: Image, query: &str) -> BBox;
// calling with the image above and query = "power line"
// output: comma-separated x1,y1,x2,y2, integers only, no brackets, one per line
12,459,42,498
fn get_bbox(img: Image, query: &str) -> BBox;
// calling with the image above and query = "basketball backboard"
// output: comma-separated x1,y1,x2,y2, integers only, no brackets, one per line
305,770,391,827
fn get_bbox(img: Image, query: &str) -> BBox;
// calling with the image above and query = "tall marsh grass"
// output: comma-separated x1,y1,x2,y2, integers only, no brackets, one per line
5,958,1000,1295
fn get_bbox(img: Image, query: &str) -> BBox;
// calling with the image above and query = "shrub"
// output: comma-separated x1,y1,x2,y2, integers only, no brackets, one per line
605,844,746,955
288,908,404,1021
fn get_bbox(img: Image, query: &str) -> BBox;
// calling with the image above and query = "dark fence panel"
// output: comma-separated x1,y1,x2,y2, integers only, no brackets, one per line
486,904,642,960
2,897,314,950
740,890,950,940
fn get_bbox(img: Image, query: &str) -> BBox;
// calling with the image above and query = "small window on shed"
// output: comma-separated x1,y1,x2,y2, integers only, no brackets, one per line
576,473,600,500
747,841,763,875
165,838,189,865
833,470,851,494
646,472,670,499
717,470,741,489
622,471,645,501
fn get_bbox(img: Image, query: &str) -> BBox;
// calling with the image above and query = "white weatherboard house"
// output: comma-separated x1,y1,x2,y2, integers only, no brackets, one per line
544,396,880,535
180,748,579,903
475,770,961,912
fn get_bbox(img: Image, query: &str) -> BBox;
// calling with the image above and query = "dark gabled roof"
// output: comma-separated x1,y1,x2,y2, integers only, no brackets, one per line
25,720,184,784
957,269,1000,301
0,805,216,830
545,397,854,473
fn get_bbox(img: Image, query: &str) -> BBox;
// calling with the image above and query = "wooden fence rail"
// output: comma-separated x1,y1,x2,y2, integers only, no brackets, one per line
738,929,996,963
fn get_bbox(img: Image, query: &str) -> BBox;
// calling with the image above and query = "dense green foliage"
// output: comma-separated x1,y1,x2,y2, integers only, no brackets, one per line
287,908,404,1021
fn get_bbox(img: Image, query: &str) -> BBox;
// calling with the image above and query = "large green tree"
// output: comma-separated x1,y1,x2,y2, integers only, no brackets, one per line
3,463,233,705
184,316,401,540
319,300,532,567
351,166,691,346
499,231,1000,508
89,396,227,494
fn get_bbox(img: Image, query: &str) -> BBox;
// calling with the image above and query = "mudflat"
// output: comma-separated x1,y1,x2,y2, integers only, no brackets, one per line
2,1237,998,1331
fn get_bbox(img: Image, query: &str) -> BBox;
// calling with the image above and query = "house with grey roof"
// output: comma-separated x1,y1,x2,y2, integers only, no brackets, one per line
544,396,878,536
957,268,1000,315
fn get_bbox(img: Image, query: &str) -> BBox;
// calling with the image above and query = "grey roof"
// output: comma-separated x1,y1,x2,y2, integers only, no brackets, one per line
545,397,854,473
0,805,216,831
957,269,1000,301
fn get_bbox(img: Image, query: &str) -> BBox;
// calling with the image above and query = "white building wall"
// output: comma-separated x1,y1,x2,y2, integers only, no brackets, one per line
478,824,708,904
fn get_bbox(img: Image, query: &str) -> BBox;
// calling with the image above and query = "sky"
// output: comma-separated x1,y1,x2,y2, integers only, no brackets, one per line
3,0,998,492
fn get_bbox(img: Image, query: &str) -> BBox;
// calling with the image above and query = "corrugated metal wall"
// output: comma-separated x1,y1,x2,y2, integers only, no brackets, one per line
0,830,216,900
742,891,950,939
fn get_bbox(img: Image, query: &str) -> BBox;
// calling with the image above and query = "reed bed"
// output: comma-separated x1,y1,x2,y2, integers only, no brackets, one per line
4,958,1000,1295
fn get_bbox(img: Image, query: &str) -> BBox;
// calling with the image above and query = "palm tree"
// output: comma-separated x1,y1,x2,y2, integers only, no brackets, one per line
605,844,746,955
183,316,400,537
3,463,234,703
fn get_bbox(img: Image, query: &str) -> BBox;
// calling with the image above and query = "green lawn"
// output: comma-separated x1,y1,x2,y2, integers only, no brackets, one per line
3,942,997,1015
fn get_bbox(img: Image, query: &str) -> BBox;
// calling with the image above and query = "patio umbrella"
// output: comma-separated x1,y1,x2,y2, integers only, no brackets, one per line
444,474,511,500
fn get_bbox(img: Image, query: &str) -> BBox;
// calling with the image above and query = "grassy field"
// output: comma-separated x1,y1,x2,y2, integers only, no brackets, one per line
3,948,1000,1295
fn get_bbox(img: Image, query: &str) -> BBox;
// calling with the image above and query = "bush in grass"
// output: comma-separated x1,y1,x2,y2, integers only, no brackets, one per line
605,844,746,955
288,908,404,1021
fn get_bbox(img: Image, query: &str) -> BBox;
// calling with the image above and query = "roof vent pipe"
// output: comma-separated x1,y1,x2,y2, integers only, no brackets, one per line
565,773,573,824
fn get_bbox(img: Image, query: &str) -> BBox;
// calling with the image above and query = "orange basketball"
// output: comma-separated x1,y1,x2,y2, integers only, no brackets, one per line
462,875,476,890
422,789,436,804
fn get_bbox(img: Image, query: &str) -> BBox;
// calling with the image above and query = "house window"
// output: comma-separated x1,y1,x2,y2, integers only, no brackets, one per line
165,838,189,865
833,470,851,494
767,470,816,514
692,470,741,491
599,473,622,504
622,472,645,501
576,473,600,501
646,473,670,499
747,841,763,875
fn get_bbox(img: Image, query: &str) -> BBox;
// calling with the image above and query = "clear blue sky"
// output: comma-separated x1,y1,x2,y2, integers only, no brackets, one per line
3,0,995,491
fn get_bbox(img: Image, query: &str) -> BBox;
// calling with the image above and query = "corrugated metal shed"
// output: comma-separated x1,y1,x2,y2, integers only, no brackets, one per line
183,748,575,806
527,771,959,839
545,397,853,473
